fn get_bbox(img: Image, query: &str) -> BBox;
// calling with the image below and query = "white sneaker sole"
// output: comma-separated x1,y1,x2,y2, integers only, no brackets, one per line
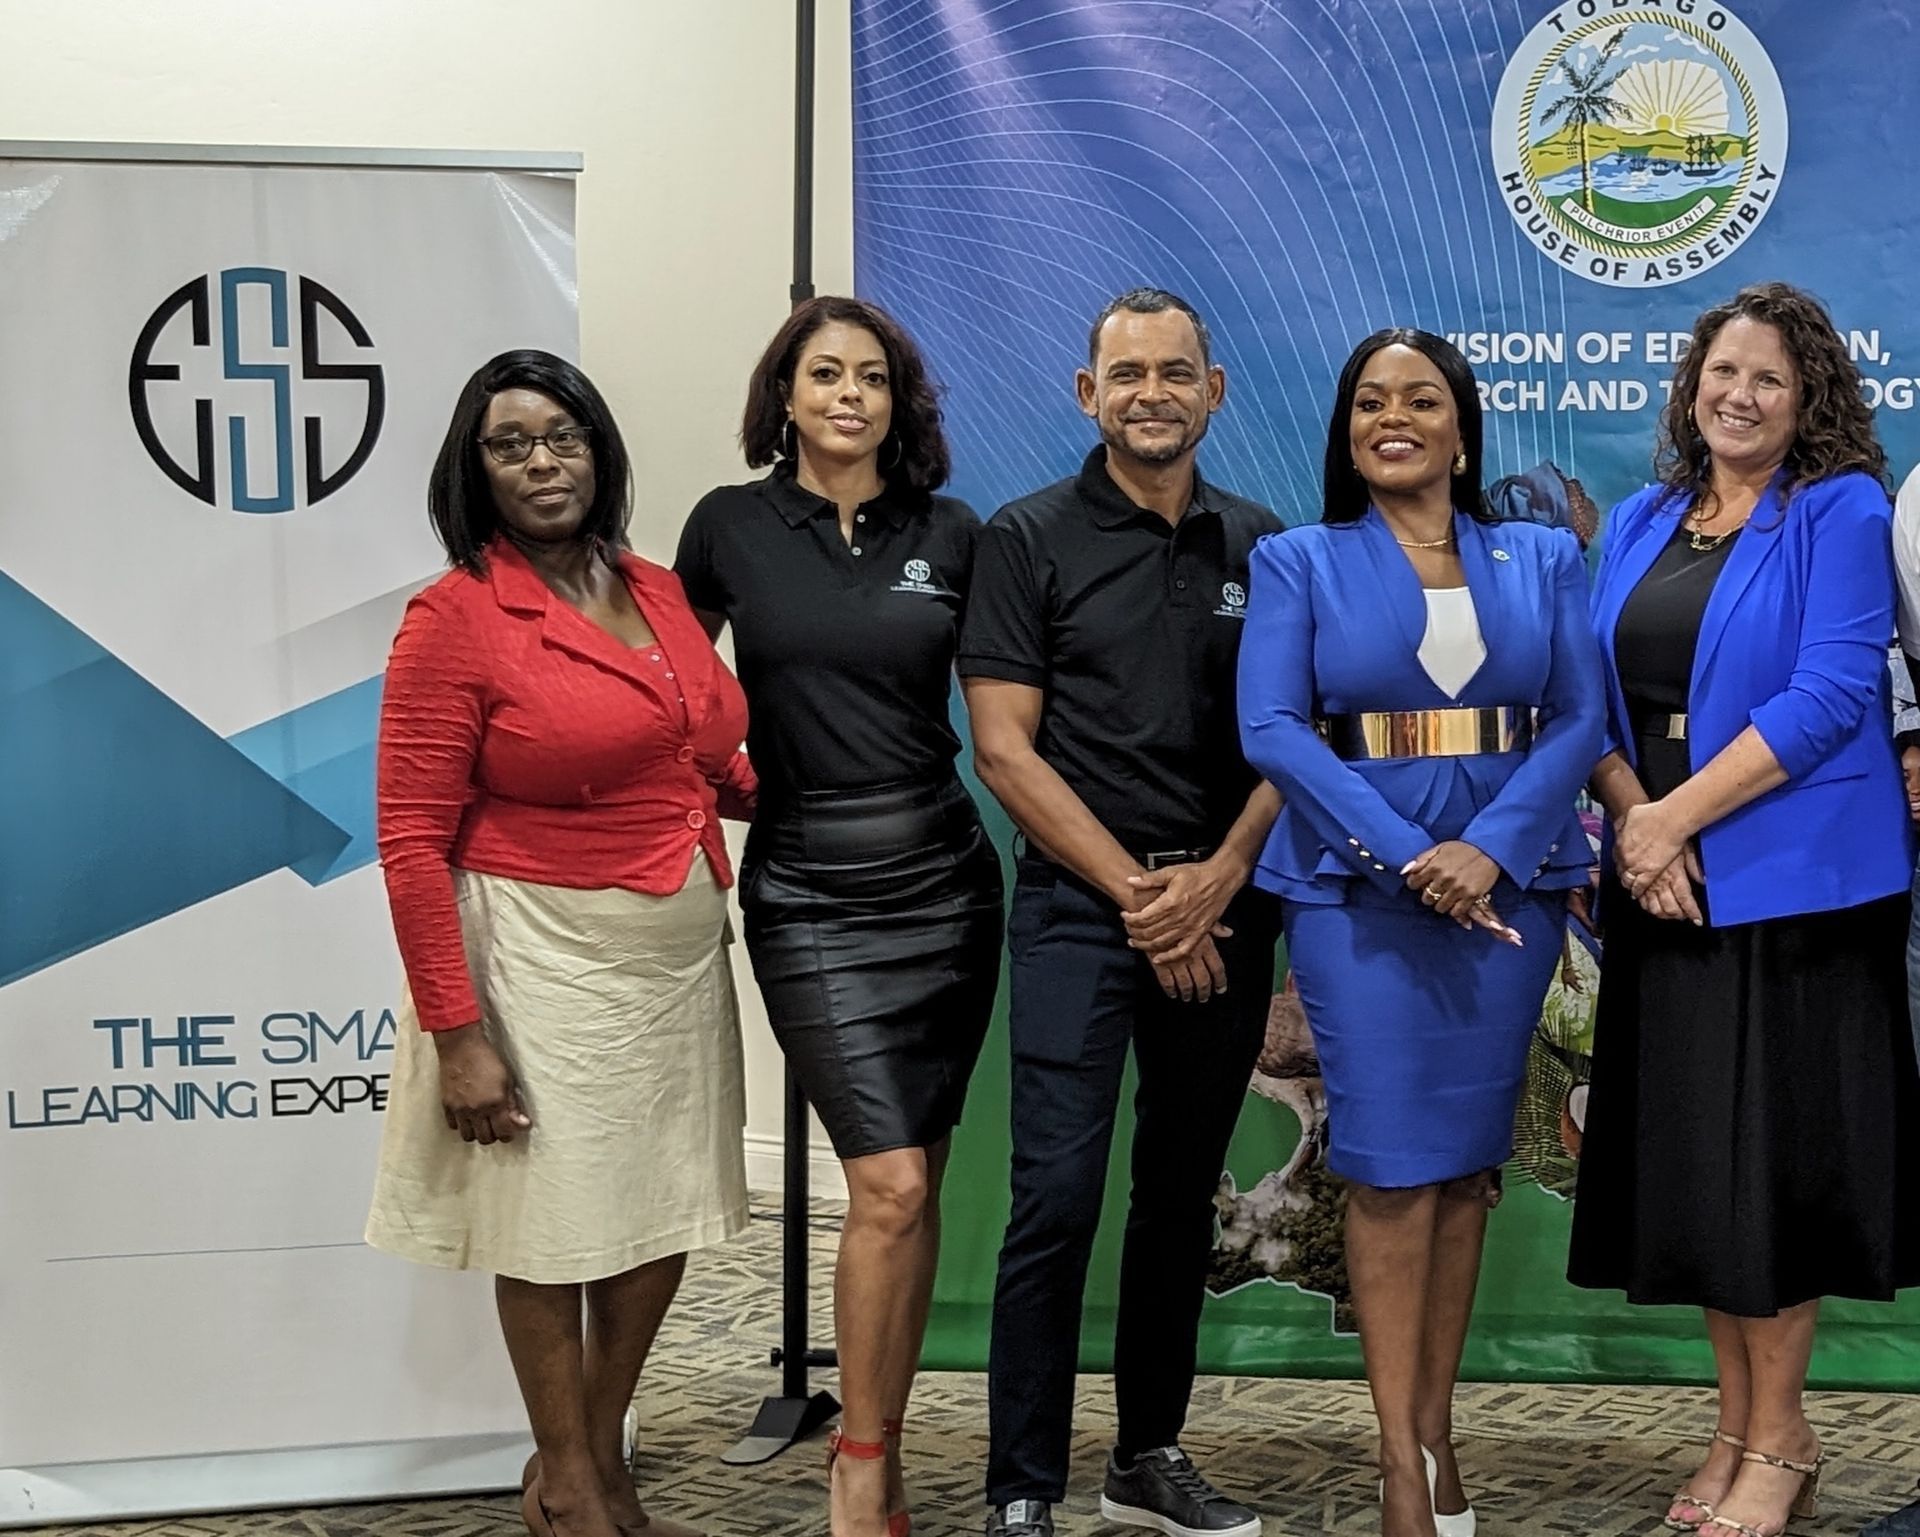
1098,1494,1262,1537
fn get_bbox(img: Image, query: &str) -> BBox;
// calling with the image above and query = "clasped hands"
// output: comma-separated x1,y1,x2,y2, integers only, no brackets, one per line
1614,798,1704,925
1120,855,1244,1003
1401,841,1524,947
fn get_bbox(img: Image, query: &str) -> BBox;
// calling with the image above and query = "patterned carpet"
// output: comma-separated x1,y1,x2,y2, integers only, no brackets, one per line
32,1197,1920,1536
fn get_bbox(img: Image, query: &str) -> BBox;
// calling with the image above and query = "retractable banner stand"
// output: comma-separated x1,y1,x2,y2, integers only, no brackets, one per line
852,3,1920,1385
0,146,577,1522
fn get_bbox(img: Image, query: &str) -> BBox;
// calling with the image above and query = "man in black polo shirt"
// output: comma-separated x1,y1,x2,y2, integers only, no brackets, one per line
959,289,1284,1537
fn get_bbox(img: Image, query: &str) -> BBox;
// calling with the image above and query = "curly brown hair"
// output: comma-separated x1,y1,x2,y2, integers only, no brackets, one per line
739,295,951,494
1654,281,1887,501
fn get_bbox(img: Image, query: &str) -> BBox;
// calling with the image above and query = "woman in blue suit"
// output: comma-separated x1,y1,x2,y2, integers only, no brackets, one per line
1238,329,1604,1537
1570,283,1920,1537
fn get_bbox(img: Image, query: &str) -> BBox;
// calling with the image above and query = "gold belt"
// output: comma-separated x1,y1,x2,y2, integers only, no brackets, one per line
1317,706,1539,761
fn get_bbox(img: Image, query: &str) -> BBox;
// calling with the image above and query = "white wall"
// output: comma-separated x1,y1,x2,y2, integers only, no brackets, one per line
0,0,854,1189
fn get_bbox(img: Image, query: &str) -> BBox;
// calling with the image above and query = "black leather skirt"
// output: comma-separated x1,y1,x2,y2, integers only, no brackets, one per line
741,773,1004,1159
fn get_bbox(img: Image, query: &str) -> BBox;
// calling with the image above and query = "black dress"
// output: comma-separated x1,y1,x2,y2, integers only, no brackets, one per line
1567,522,1920,1314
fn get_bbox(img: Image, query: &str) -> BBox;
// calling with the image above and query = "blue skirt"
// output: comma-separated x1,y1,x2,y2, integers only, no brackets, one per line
1285,884,1566,1188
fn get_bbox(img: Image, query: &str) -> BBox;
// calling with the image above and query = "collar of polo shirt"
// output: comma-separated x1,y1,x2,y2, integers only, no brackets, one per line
1074,444,1226,529
764,459,916,530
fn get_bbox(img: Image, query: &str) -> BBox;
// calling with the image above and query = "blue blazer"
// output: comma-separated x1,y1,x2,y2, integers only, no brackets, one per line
1590,471,1912,924
1239,510,1606,904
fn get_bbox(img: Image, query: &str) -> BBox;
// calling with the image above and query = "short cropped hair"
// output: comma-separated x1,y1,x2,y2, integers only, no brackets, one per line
1086,287,1214,369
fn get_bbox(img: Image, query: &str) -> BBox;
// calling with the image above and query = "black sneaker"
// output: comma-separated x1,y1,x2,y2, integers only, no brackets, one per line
1100,1446,1261,1536
986,1499,1054,1536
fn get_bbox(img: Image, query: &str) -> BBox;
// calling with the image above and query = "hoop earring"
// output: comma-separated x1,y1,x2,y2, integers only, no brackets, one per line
781,418,798,459
1453,449,1468,475
881,436,904,472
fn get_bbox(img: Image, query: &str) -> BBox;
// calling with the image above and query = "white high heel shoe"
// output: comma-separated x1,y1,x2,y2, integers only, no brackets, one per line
1423,1446,1477,1537
1382,1447,1477,1537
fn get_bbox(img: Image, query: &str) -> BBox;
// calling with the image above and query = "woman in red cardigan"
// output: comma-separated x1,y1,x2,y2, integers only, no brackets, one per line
365,350,753,1537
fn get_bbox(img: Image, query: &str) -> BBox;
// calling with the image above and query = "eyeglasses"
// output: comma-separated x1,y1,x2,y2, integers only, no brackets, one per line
477,426,592,465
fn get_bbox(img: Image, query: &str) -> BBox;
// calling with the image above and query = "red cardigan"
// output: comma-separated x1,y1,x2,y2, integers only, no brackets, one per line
376,539,755,1031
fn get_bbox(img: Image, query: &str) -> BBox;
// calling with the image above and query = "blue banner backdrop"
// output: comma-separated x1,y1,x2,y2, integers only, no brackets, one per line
853,0,1920,1384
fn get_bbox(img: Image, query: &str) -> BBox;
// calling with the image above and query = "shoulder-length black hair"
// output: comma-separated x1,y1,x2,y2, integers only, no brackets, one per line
428,349,633,574
1321,327,1490,524
1654,281,1887,502
740,295,951,494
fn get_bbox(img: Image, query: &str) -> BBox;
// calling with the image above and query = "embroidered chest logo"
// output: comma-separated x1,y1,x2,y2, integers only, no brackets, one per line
890,557,943,596
1213,580,1248,620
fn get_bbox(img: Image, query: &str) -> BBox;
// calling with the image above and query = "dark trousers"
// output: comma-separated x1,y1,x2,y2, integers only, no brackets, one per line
984,857,1281,1506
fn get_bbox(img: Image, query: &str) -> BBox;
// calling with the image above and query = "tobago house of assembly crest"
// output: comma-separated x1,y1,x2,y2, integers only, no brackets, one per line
1491,2,1788,289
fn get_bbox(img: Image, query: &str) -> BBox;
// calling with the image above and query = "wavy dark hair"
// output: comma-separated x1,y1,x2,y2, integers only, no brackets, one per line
740,295,951,493
1655,281,1887,502
1323,327,1490,524
428,349,632,574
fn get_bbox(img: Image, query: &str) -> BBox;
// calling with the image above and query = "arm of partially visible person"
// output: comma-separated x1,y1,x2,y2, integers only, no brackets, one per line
710,749,757,821
1454,532,1608,890
1617,477,1893,883
378,589,530,1142
674,490,730,643
1890,467,1920,813
1885,642,1920,821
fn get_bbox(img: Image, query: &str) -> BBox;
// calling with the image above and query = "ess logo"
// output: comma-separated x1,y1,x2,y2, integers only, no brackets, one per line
1213,580,1249,620
129,268,386,513
890,557,942,597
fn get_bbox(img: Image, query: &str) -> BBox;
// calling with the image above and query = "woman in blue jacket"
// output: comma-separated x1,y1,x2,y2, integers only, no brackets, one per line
1238,329,1605,1537
1570,283,1920,1537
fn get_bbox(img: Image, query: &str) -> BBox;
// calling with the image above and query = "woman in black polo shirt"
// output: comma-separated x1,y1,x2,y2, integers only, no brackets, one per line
675,295,1002,1537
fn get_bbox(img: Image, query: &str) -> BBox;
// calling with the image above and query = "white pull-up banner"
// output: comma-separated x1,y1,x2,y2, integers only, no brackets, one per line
0,145,578,1523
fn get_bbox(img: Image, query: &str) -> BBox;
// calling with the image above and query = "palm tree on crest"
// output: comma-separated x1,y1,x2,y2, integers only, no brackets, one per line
1541,28,1628,214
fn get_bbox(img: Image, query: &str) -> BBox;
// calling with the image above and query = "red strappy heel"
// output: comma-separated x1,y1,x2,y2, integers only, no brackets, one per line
827,1427,909,1537
882,1419,910,1537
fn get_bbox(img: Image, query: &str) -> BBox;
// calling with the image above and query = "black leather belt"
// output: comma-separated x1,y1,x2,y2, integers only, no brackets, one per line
1015,837,1213,873
1138,846,1214,871
1640,712,1689,740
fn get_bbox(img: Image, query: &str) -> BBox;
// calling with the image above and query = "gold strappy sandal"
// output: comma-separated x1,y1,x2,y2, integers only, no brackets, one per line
1701,1447,1825,1537
1666,1430,1746,1531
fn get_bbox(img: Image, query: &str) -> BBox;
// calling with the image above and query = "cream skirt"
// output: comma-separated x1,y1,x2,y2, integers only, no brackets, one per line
366,852,749,1284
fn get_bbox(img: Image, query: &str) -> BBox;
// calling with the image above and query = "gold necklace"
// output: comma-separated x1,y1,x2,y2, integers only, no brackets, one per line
1684,516,1748,552
1395,534,1455,550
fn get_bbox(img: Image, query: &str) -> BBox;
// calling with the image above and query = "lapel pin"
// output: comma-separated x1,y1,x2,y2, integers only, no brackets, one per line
1492,548,1511,562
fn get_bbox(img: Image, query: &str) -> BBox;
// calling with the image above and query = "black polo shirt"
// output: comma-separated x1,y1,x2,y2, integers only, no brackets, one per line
674,465,980,804
958,446,1282,854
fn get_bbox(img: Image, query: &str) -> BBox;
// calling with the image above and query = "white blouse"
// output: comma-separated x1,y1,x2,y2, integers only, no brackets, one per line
1417,586,1487,700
